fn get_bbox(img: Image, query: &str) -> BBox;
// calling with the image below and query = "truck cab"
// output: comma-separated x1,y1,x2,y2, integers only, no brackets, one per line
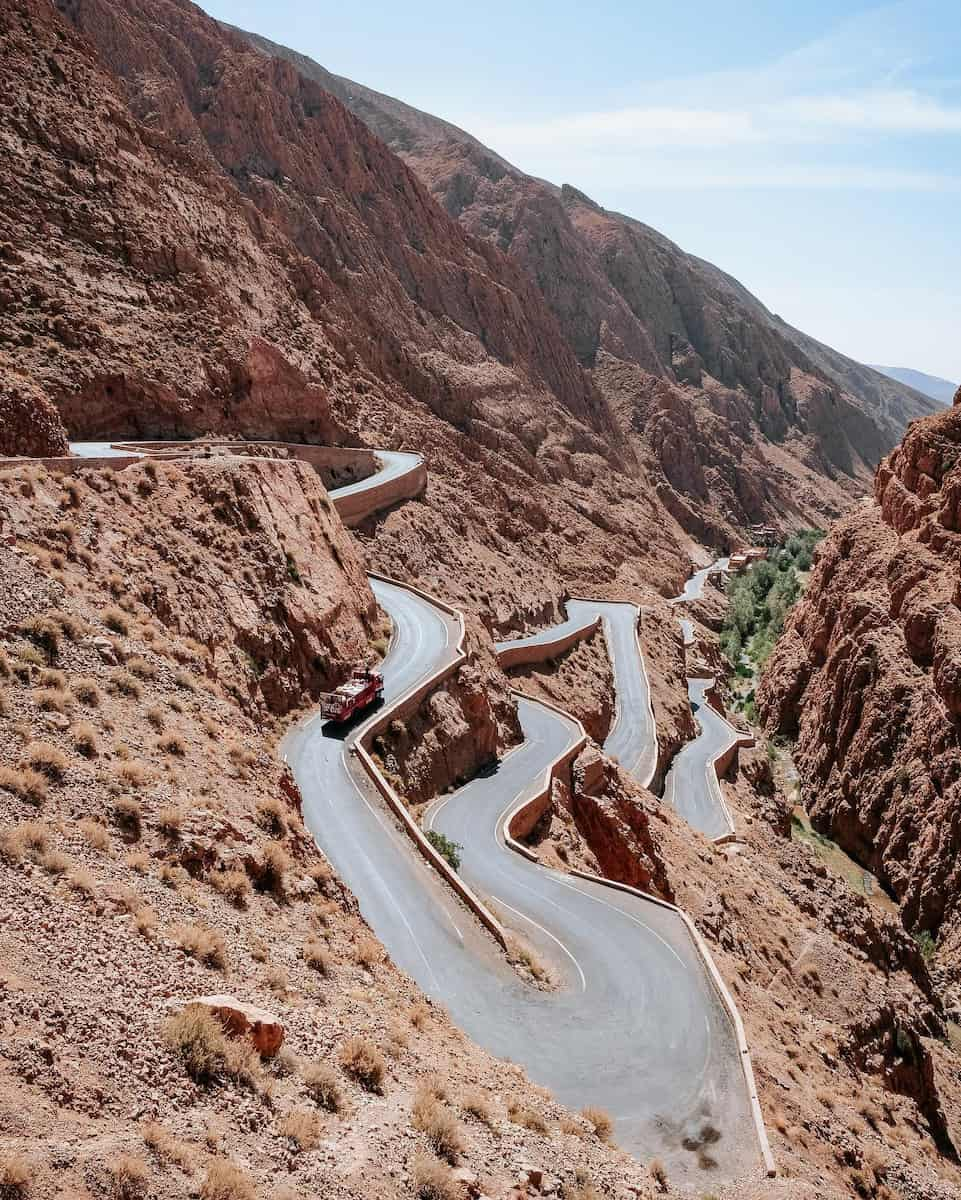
319,666,385,723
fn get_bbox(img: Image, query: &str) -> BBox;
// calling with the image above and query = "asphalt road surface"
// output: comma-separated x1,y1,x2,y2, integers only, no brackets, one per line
663,677,737,840
498,599,657,787
286,580,756,1180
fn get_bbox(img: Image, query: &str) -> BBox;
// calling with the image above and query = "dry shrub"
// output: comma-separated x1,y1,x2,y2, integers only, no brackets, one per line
106,1154,149,1199
411,1153,462,1200
40,848,71,876
19,613,61,659
70,721,99,758
386,1020,409,1059
39,668,66,689
353,936,381,970
339,1036,385,1092
22,741,67,781
412,1083,464,1163
71,677,102,706
141,1121,195,1171
303,938,331,976
408,1001,431,1030
114,796,143,834
126,850,150,874
507,1102,549,1135
259,840,291,898
581,1105,613,1142
210,869,250,907
264,967,288,995
116,761,151,790
173,923,227,970
156,732,187,757
0,765,47,806
156,806,184,837
174,669,197,692
201,715,218,738
0,648,10,679
145,705,165,731
303,1062,343,1112
568,1177,601,1200
200,1160,256,1200
0,821,49,864
0,688,7,718
649,1158,668,1192
33,686,69,713
508,936,553,983
126,657,156,680
103,607,130,635
277,1108,323,1151
162,1008,260,1091
256,796,287,836
68,867,97,897
460,1087,494,1126
111,670,142,699
815,1087,836,1111
0,1153,32,1197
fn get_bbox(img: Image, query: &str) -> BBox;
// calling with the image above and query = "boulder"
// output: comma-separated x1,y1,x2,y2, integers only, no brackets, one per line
179,994,284,1057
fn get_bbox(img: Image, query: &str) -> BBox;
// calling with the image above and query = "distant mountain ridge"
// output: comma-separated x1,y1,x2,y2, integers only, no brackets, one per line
869,365,957,406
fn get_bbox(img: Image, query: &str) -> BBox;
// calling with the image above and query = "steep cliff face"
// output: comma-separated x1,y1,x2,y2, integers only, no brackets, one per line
0,386,68,457
759,390,961,957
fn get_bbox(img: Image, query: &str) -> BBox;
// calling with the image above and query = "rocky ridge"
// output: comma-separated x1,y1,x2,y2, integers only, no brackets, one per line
759,389,961,974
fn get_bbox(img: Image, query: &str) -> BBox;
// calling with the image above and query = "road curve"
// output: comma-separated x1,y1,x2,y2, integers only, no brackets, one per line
664,558,738,839
497,599,657,788
286,582,756,1179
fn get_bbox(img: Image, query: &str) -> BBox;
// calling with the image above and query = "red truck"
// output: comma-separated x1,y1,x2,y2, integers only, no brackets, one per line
319,665,384,723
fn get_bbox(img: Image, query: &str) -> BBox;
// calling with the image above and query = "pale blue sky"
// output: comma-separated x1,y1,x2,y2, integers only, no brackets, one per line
205,0,961,382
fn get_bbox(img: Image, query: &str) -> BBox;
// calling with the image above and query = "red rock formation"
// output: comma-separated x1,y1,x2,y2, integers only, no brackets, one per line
0,387,68,457
759,391,961,954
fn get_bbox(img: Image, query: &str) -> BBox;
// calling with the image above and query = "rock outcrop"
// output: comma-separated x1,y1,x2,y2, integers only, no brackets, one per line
0,386,68,458
759,391,961,958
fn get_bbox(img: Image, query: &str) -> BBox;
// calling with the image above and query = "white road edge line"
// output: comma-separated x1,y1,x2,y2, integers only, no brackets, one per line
491,893,587,993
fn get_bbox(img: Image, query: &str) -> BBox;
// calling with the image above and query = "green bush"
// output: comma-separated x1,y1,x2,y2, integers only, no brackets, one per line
425,830,462,871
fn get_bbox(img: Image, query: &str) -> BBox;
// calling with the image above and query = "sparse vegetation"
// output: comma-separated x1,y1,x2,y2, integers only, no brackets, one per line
173,923,227,970
303,938,331,975
210,868,250,907
0,821,49,864
339,1036,385,1092
162,1008,259,1091
255,796,287,835
581,1105,613,1142
507,1102,549,1134
0,1153,32,1197
412,1081,465,1163
106,1153,149,1199
71,677,102,706
0,764,48,805
303,1062,343,1112
22,740,68,781
70,721,99,758
111,670,142,699
103,606,130,635
114,796,143,834
411,1152,460,1200
425,829,462,870
199,1159,257,1200
460,1087,494,1126
277,1108,323,1151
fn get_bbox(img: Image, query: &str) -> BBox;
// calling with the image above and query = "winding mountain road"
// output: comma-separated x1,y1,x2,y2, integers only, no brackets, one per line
64,439,765,1178
286,582,757,1178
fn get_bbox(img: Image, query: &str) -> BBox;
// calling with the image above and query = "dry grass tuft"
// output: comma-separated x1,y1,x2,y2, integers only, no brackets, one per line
303,1062,343,1113
156,732,187,757
0,1153,32,1197
106,1153,149,1199
0,765,48,806
507,1102,549,1135
200,1159,257,1200
156,806,184,837
411,1153,462,1200
255,796,287,836
103,607,130,636
210,868,250,907
126,656,156,680
110,670,142,699
408,1000,431,1030
303,938,332,976
339,1036,385,1092
581,1105,613,1142
141,1121,196,1171
412,1083,465,1163
460,1087,495,1126
173,923,227,970
649,1158,669,1192
0,821,49,864
258,840,291,898
162,1008,260,1091
33,686,70,713
22,741,68,781
70,721,99,758
277,1108,324,1151
116,761,151,790
353,936,382,970
40,848,71,876
68,867,97,897
114,796,143,834
145,705,165,731
71,677,102,706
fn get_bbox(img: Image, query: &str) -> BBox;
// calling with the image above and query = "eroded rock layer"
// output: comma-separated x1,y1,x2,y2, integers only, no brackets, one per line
760,390,961,959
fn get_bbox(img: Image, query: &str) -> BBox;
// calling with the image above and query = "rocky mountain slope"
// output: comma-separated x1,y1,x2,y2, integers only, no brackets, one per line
2,0,933,643
759,388,961,980
239,25,940,487
870,366,958,407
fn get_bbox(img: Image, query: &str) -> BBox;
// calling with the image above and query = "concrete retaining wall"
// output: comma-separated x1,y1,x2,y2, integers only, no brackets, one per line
333,457,427,528
495,615,600,669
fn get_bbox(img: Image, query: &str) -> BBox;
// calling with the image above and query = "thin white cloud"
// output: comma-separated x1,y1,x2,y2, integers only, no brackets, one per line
784,89,961,132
